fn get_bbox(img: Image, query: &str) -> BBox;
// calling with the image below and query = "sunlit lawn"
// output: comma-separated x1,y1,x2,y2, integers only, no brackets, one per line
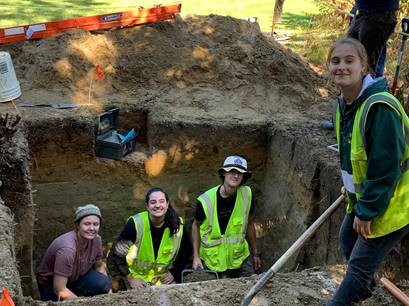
1,0,330,66
0,0,319,34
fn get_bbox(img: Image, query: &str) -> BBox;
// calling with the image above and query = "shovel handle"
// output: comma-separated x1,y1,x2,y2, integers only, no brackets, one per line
391,18,409,94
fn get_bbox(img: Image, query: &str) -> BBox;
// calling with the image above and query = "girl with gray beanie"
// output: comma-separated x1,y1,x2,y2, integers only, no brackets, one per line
37,204,111,301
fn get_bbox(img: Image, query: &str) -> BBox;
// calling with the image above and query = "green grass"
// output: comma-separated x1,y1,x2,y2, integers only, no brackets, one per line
0,0,318,34
274,0,319,34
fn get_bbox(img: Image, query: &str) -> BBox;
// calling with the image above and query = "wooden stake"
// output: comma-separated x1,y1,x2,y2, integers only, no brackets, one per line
380,277,409,306
272,0,285,35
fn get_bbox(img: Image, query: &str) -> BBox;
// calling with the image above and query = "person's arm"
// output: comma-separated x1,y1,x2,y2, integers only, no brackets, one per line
192,219,204,269
192,200,206,269
113,218,147,288
121,243,147,288
53,275,77,300
168,227,193,283
52,247,77,299
246,215,261,273
354,103,404,237
93,236,108,276
113,239,133,276
113,219,136,277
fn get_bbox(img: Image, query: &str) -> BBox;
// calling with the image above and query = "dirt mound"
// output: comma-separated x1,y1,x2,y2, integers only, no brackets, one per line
20,268,337,306
2,15,330,119
18,266,406,305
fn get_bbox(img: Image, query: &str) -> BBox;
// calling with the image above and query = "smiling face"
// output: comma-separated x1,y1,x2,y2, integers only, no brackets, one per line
329,43,366,91
147,191,169,220
223,169,244,189
76,215,100,241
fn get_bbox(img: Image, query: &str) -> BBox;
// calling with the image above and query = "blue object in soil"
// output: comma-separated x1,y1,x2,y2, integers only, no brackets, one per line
319,120,334,130
120,128,137,144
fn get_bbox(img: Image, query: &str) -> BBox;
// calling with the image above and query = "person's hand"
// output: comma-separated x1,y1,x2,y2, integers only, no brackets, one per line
159,272,175,285
94,261,108,276
340,186,349,202
127,275,146,289
192,256,204,270
353,216,372,239
252,255,261,273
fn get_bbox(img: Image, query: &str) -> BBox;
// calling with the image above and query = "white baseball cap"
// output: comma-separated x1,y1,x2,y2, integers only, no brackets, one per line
218,155,252,179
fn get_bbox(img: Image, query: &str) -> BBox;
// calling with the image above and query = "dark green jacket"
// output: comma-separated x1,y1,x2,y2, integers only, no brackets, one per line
337,77,404,220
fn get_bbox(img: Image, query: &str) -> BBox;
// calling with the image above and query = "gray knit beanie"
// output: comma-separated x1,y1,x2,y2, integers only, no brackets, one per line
75,204,101,222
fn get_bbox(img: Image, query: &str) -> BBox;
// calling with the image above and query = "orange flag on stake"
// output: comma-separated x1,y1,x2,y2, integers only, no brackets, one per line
0,288,15,306
95,64,104,81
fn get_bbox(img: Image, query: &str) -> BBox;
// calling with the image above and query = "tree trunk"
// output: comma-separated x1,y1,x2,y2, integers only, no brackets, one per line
272,0,285,35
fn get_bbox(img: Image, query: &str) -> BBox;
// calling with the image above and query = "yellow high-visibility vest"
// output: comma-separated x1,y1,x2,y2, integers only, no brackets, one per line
198,185,251,271
335,92,409,238
126,211,183,283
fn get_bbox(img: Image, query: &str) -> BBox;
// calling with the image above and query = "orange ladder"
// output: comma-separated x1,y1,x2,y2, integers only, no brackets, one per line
0,4,181,44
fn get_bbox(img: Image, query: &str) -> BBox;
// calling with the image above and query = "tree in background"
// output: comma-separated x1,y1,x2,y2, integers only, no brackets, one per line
272,0,285,35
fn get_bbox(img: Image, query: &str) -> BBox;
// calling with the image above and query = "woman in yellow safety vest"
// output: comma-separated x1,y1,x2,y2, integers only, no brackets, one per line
110,187,191,289
326,37,409,305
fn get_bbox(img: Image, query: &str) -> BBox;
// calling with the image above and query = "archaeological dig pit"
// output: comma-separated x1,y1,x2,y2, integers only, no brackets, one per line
1,14,409,306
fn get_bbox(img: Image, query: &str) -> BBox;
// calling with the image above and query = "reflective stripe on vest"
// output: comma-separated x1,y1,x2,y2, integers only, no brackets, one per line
353,93,409,194
359,94,409,151
198,185,251,271
199,186,250,247
336,92,409,237
199,192,214,246
126,211,183,283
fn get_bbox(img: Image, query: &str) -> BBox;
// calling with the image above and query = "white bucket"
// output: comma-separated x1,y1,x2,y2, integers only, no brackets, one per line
0,51,21,103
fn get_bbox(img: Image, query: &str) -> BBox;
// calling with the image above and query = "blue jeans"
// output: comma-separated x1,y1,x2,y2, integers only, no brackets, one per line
375,45,387,78
39,268,111,301
349,6,387,78
347,11,396,75
327,213,409,306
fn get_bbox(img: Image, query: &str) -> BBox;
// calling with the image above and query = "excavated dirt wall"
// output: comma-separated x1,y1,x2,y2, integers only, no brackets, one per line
27,109,269,270
24,105,351,278
260,120,343,270
0,103,403,306
0,200,23,303
0,113,34,298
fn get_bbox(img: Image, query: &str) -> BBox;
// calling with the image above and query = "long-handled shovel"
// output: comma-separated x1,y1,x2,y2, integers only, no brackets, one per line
391,18,409,94
241,194,345,306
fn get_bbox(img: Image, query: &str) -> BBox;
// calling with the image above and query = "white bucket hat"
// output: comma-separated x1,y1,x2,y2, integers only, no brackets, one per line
218,155,252,180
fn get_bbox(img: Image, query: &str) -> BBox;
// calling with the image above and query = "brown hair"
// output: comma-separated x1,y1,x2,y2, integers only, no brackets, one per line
326,37,369,74
145,187,181,236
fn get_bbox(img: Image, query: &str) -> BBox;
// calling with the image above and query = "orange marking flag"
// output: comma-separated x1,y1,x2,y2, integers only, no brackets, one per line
0,288,15,306
95,65,104,80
